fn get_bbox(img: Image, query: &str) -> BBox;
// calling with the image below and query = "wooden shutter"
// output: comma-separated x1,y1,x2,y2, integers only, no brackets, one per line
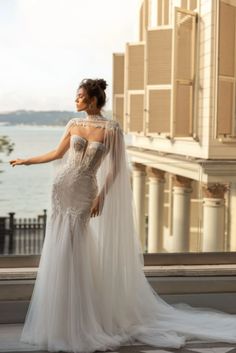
172,8,197,137
113,54,124,95
114,96,124,130
129,94,144,132
112,53,125,129
217,1,236,137
127,44,145,90
147,29,172,85
218,80,234,135
148,89,171,133
219,1,235,77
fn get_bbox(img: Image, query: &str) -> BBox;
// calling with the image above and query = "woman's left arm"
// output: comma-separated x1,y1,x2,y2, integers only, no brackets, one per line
9,130,71,167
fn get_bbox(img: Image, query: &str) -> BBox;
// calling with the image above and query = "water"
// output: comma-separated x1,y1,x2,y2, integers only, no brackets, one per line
0,125,64,217
0,124,133,218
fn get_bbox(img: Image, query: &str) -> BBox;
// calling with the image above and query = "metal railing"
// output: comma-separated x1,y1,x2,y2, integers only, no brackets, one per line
0,210,47,255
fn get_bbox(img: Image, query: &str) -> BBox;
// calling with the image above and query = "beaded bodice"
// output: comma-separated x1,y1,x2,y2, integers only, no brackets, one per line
50,115,119,228
69,134,107,174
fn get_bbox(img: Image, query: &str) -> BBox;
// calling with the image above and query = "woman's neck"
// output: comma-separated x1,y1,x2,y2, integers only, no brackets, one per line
85,111,104,120
85,108,102,116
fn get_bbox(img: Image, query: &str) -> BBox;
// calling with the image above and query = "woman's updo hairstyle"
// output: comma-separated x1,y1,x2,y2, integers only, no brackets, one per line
78,78,108,109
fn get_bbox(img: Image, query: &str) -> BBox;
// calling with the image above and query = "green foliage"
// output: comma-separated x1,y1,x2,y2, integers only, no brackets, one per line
0,135,14,155
0,136,15,174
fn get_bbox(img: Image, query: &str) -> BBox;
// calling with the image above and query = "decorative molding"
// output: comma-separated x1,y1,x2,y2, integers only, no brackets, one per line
146,166,165,181
127,146,236,183
202,183,229,199
172,175,192,188
132,162,146,173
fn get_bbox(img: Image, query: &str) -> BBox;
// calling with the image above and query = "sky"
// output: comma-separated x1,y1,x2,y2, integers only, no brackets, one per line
0,0,141,112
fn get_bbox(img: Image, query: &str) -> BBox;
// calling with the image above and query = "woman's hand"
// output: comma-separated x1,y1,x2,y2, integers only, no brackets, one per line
9,158,28,167
90,193,104,217
90,195,100,217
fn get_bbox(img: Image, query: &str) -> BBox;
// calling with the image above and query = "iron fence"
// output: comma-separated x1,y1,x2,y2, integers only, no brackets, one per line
0,210,47,255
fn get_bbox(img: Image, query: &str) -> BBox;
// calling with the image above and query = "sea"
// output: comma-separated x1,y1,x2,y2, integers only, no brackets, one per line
0,124,132,218
0,124,65,218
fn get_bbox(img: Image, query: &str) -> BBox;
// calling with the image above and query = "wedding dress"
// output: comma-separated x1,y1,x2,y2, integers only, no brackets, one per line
20,114,236,353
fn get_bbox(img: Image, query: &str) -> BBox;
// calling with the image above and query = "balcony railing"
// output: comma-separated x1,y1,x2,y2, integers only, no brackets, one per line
0,210,47,255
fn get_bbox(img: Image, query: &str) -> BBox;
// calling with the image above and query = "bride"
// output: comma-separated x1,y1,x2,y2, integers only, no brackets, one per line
9,78,236,353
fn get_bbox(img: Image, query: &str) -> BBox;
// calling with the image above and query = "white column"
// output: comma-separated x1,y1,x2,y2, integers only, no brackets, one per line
172,175,192,252
132,163,146,251
229,182,236,251
146,167,165,252
202,183,227,252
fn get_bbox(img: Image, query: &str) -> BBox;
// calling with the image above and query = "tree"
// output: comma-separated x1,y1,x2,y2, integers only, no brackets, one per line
0,136,15,173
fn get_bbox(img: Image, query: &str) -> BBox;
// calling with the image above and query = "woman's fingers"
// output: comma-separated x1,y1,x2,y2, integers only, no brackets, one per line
9,159,25,167
9,160,18,167
9,159,17,167
90,205,99,217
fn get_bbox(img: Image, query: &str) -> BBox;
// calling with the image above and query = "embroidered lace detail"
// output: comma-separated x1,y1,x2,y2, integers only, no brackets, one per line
50,129,108,231
66,117,120,130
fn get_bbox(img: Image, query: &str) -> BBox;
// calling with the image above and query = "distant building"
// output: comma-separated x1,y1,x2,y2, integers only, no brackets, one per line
112,0,236,253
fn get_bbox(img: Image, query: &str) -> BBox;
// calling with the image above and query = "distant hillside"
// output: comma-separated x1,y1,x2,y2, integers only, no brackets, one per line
0,110,113,126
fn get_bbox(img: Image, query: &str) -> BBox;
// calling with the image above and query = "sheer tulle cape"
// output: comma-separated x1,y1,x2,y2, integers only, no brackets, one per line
20,116,236,352
53,116,236,348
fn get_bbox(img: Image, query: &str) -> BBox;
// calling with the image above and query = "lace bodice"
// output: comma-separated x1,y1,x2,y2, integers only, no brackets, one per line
68,134,108,176
51,127,110,229
50,116,120,229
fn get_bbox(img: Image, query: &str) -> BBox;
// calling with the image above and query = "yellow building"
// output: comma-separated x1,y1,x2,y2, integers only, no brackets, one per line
112,0,236,254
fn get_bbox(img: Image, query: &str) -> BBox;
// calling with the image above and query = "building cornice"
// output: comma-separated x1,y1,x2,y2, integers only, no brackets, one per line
127,146,236,183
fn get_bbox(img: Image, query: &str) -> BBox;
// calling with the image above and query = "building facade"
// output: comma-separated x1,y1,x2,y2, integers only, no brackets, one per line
112,0,236,254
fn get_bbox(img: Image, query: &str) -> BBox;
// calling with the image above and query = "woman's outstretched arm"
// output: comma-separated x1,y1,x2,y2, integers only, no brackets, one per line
9,130,71,167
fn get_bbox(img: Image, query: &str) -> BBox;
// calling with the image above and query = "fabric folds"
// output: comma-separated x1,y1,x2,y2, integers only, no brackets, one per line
19,116,236,353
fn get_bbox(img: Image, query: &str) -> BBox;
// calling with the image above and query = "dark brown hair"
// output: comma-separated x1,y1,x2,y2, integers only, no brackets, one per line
78,78,108,109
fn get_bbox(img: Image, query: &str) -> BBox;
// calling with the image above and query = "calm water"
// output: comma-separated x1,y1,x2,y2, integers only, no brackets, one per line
0,124,132,218
0,125,65,218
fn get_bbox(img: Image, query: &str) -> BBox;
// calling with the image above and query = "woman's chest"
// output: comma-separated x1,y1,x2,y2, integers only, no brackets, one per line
69,134,107,168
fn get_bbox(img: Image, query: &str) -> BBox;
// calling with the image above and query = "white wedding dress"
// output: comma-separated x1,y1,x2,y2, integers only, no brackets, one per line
20,115,236,353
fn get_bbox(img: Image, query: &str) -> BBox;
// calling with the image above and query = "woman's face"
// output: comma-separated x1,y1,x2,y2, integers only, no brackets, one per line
75,87,89,111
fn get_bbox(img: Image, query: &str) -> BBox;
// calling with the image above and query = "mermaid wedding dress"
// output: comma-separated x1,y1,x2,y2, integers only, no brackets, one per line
20,115,236,353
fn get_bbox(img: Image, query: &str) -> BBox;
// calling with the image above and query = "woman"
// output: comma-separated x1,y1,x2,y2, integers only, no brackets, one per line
9,78,236,353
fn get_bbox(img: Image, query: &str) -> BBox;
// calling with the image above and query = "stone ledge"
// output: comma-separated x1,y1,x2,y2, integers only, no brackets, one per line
0,268,37,280
1,264,236,281
1,253,236,268
144,264,236,277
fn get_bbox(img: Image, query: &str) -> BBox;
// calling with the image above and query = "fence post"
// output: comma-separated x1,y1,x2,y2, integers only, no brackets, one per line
8,212,15,253
0,217,7,254
43,209,47,239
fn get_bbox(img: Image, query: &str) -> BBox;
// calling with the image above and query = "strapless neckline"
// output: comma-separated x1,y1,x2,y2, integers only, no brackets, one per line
70,134,105,147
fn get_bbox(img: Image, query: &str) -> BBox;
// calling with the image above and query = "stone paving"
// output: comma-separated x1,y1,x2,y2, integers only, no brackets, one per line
1,323,236,353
